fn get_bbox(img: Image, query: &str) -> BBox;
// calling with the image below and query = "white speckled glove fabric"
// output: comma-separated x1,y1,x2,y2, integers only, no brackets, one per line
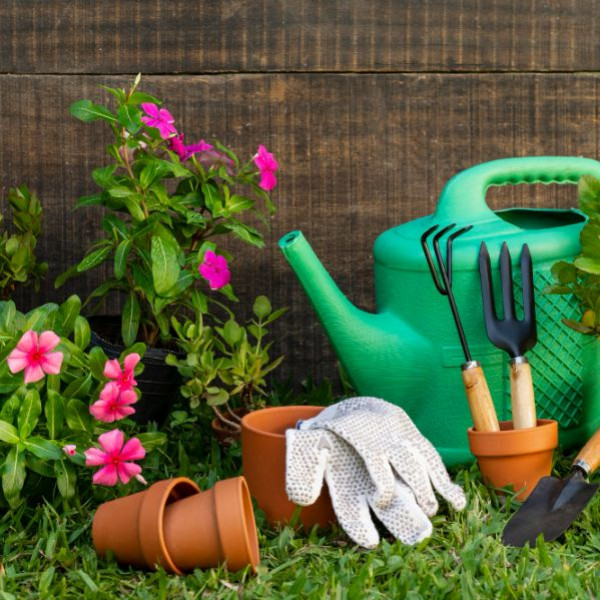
285,397,466,548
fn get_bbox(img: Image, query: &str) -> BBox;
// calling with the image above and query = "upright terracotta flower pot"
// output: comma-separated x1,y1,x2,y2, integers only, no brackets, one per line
467,419,558,500
92,476,259,574
241,406,336,528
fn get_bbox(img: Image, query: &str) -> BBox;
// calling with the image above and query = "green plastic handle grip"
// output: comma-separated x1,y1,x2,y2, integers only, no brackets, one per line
433,156,600,223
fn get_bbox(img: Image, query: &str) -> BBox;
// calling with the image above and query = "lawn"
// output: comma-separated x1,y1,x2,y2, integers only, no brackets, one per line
1,382,598,600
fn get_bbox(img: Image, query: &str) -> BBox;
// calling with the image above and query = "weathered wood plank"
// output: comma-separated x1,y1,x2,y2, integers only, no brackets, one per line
0,1,598,74
2,73,599,383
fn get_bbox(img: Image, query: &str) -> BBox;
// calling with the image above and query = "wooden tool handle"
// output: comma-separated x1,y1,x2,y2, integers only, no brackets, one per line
574,426,600,475
462,362,500,432
509,358,537,429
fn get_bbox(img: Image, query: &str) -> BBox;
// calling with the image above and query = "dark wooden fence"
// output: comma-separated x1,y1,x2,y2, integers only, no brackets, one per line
1,1,599,385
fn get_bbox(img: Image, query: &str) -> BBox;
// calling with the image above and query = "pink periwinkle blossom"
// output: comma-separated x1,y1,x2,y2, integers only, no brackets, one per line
85,429,146,486
199,250,231,290
103,353,140,393
253,144,278,191
7,330,64,384
62,444,76,456
140,103,177,139
168,133,213,161
90,381,138,423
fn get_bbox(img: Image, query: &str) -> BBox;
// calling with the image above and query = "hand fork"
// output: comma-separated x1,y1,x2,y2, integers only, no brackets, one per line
479,242,538,429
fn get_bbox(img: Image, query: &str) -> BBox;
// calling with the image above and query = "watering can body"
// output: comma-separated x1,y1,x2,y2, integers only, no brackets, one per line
280,157,600,466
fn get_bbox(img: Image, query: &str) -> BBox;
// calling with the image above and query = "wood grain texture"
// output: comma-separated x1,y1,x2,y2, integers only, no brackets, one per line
462,364,500,432
576,426,600,474
1,1,599,74
510,360,537,429
3,73,600,383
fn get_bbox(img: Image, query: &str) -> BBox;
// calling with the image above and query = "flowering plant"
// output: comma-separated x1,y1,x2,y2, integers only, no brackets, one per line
57,75,279,349
0,185,47,299
0,297,165,507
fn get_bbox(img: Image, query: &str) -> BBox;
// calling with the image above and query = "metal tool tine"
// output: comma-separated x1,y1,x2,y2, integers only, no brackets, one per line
478,242,498,323
432,223,457,290
446,225,473,287
420,225,446,294
521,244,537,344
499,242,516,320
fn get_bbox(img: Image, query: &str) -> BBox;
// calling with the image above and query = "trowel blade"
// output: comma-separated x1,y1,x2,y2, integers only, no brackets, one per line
502,471,599,547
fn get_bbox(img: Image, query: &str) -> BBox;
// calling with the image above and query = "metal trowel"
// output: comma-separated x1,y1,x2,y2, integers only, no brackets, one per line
502,427,600,547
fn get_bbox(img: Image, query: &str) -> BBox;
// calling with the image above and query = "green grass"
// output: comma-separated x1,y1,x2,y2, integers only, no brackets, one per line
0,382,598,599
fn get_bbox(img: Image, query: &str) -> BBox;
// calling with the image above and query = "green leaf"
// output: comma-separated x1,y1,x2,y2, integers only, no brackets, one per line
65,399,94,433
63,374,93,400
120,342,146,362
92,165,118,189
2,446,26,499
227,194,255,213
24,437,62,460
25,303,59,331
253,295,272,319
201,182,223,213
122,194,146,221
88,346,108,380
77,245,112,273
135,432,168,451
117,104,142,133
0,420,19,444
574,257,600,275
0,395,20,424
101,214,129,238
128,91,160,105
75,192,105,208
54,460,76,499
114,238,133,280
45,390,65,440
151,235,180,295
122,293,141,346
222,220,265,248
69,99,116,123
57,295,82,335
18,388,41,439
55,265,79,289
205,388,229,406
74,316,91,350
562,318,595,334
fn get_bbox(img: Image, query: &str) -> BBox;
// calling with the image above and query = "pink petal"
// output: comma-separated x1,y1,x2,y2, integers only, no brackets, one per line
38,331,61,353
158,108,174,124
7,349,29,374
99,381,120,402
40,351,63,375
209,269,231,290
103,359,123,380
117,462,142,484
120,437,146,461
119,389,139,406
92,464,118,486
123,353,140,375
89,400,117,423
157,122,177,139
23,363,45,384
203,250,217,265
85,447,109,466
259,170,277,191
16,330,38,353
62,444,76,456
216,255,229,270
141,103,160,118
98,429,125,454
115,406,136,420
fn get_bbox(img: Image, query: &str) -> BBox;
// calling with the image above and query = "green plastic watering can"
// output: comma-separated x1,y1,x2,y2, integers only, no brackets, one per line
280,157,600,466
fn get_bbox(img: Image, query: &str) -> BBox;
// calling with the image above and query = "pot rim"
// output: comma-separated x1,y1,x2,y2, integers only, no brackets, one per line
467,419,558,457
241,405,325,439
138,477,200,575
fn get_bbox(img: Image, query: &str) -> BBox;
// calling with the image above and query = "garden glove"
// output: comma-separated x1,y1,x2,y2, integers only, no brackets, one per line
286,426,434,548
298,397,467,515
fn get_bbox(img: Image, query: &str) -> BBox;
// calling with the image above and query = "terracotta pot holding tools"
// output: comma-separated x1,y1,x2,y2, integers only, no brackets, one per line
92,476,260,573
468,419,558,500
241,405,336,528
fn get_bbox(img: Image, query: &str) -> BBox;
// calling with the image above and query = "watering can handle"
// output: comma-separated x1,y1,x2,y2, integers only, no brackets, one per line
433,156,600,223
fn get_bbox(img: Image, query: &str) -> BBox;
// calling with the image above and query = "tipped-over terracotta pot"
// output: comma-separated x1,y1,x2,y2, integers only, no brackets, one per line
92,476,259,574
467,419,558,500
241,405,336,528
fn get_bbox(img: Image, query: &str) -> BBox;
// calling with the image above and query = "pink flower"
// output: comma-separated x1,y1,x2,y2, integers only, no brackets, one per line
85,429,146,486
103,353,140,392
90,382,138,423
169,133,214,161
253,144,278,191
62,444,76,456
7,330,64,384
199,250,231,290
140,103,177,139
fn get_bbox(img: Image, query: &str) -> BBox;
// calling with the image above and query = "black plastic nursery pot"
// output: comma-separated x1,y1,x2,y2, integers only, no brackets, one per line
88,316,182,424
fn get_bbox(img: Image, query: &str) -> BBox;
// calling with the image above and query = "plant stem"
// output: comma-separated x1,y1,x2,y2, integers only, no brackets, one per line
212,406,241,432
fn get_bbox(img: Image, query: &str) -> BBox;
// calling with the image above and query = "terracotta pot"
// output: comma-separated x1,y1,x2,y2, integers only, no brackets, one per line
467,419,558,500
211,408,248,446
92,476,260,574
241,405,336,528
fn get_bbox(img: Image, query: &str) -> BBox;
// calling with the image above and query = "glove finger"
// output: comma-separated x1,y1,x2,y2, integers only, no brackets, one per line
325,471,380,549
285,429,330,506
388,445,439,517
370,481,433,546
